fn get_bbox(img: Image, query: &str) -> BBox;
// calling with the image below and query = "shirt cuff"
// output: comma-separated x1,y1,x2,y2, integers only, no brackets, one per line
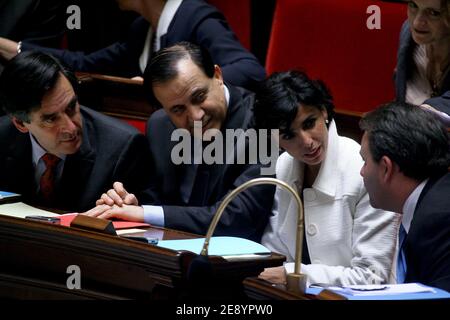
142,205,165,227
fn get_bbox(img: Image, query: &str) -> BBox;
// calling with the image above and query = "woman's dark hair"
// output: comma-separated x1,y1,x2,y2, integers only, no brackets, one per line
254,70,335,136
360,101,450,181
143,42,215,109
0,51,78,122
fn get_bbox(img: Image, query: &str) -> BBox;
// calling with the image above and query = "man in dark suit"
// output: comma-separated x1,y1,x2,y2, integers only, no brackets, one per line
85,42,275,241
423,91,450,115
0,51,152,212
359,101,450,291
0,0,265,90
0,0,65,47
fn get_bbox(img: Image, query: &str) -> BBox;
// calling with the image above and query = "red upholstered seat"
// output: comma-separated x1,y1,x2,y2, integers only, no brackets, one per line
207,0,251,50
266,0,407,113
123,118,146,133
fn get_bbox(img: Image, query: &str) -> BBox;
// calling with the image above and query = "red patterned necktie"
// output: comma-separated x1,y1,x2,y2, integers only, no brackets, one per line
39,153,61,203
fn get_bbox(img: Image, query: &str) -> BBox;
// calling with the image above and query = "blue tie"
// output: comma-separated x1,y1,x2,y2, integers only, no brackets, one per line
397,223,407,283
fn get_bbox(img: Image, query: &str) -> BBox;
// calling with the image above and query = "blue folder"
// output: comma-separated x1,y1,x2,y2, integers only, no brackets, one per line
0,191,21,203
306,284,450,300
157,236,271,256
0,191,20,198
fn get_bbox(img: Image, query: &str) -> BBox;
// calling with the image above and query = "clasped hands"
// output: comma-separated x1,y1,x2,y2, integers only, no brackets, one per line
81,182,145,222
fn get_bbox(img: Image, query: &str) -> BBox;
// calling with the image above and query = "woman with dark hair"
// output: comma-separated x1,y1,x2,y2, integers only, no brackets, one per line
396,0,450,104
255,71,399,286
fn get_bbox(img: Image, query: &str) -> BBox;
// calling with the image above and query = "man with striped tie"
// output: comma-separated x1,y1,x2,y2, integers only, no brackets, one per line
0,51,153,212
359,101,450,291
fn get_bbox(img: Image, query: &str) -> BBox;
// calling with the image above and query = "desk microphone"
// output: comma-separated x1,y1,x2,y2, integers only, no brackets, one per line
187,177,307,294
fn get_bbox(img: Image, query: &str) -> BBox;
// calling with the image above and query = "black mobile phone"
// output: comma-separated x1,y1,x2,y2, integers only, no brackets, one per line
25,215,60,224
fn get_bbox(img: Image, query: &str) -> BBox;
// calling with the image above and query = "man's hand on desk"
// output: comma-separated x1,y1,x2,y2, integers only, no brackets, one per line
96,181,139,206
82,203,145,222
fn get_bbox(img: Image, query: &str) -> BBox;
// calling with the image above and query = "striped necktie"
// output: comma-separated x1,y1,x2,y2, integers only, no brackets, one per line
39,153,61,204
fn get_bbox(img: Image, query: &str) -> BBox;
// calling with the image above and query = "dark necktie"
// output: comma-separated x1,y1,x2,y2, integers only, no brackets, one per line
39,153,61,204
397,223,407,283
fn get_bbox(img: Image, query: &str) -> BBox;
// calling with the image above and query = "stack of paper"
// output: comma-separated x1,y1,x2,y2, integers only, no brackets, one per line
0,202,59,218
324,283,436,296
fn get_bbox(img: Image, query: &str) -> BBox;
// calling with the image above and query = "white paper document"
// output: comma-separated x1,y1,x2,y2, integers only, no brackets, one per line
0,202,59,219
325,283,436,296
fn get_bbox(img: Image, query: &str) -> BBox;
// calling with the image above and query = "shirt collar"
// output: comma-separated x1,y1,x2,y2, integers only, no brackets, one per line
291,120,339,198
155,0,183,51
223,84,230,107
402,179,428,233
139,0,183,72
30,133,66,166
309,120,339,197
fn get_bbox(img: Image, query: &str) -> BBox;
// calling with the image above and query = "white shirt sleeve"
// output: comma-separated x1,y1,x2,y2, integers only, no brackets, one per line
142,205,165,226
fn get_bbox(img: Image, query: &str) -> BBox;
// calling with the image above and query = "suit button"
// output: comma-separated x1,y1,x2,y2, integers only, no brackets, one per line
303,189,317,201
307,223,318,236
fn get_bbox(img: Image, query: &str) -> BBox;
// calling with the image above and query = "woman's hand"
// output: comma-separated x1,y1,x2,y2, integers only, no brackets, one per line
258,266,287,284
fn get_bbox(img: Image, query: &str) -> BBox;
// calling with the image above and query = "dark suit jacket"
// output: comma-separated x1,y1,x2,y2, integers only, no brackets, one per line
424,91,450,116
0,106,152,212
404,173,450,291
395,21,450,101
22,0,265,90
141,85,274,241
0,0,65,47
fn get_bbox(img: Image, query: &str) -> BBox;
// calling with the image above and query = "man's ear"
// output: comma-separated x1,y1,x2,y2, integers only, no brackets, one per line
213,64,223,84
11,117,30,133
379,155,395,183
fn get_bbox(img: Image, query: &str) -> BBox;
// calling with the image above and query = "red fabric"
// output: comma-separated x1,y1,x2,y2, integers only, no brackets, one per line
39,153,61,203
59,213,150,229
207,0,251,50
122,118,146,133
266,0,407,113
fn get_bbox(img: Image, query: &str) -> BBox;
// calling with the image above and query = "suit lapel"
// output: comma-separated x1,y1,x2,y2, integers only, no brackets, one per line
190,86,249,204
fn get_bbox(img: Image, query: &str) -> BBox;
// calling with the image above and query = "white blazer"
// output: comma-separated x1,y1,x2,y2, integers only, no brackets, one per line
261,121,399,286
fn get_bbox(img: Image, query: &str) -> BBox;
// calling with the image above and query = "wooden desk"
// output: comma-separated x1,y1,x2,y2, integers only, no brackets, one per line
76,72,156,121
243,277,346,300
0,215,284,300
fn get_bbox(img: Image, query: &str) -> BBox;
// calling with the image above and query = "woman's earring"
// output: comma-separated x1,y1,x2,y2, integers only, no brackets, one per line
325,119,329,124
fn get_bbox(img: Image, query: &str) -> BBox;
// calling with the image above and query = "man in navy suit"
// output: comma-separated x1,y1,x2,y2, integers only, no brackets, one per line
359,101,450,291
0,51,152,212
423,91,450,116
0,0,265,90
85,42,274,241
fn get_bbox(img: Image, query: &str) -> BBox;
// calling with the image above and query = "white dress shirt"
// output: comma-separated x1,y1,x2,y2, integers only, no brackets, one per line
402,179,428,233
30,133,65,192
139,0,183,73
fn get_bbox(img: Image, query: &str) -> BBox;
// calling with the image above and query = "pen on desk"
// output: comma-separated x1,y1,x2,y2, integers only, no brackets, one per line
25,215,60,224
347,285,388,291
